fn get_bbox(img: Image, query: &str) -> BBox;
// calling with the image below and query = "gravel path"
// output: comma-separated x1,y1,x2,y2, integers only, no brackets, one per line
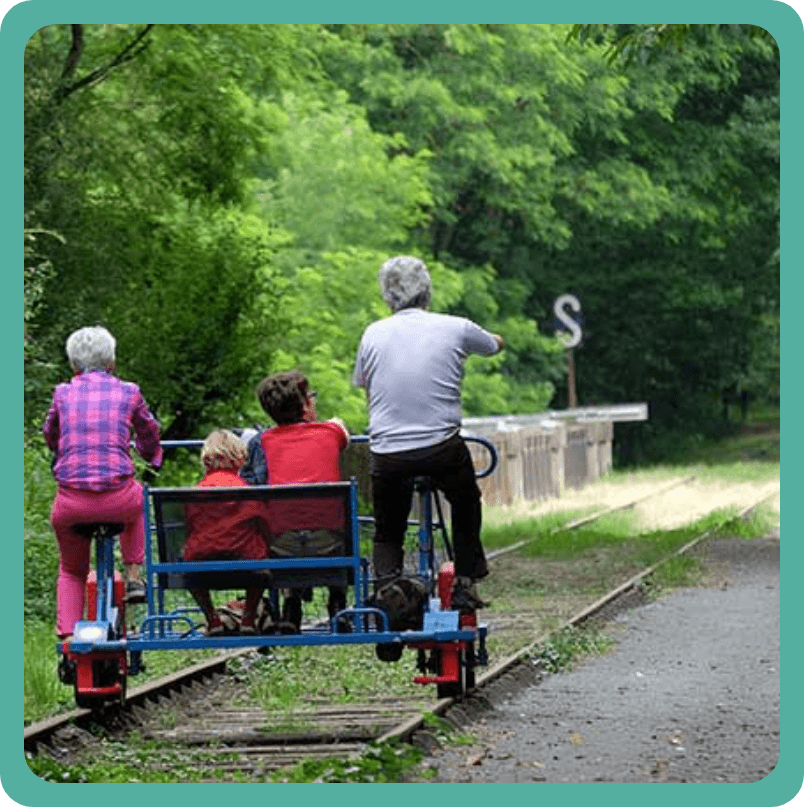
428,535,781,783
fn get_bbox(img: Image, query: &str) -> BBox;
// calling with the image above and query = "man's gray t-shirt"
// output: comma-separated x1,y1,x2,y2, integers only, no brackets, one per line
352,308,500,454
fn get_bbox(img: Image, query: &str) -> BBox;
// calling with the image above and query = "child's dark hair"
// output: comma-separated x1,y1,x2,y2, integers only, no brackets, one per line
256,371,309,425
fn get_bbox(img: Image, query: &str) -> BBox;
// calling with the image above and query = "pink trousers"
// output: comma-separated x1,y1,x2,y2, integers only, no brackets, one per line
51,478,145,636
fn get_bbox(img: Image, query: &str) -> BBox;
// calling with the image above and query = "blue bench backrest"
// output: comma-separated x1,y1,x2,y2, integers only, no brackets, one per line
146,481,359,591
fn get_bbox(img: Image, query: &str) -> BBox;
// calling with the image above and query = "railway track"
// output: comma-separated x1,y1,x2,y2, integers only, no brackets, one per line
25,480,779,780
485,474,697,561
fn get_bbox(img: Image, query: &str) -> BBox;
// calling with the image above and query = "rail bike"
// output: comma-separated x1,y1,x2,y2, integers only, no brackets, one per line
56,433,498,710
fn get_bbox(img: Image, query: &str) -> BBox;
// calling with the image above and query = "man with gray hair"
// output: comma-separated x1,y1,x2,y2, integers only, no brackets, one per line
352,255,504,611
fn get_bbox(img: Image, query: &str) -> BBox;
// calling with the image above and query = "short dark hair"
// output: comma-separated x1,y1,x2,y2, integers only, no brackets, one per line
256,371,309,425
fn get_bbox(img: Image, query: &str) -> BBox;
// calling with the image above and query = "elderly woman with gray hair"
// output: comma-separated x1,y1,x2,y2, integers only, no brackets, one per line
352,256,504,611
43,326,163,639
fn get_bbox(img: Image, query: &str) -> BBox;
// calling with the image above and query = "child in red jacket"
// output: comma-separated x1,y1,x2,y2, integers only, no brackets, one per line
184,430,271,635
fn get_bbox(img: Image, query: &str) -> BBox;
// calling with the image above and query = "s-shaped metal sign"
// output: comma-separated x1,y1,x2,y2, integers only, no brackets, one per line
553,294,582,349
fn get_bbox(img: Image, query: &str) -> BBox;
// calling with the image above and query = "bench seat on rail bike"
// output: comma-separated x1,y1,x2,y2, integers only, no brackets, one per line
145,480,362,638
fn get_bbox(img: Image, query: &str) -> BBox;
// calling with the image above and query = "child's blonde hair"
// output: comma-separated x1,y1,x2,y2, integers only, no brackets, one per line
200,430,247,471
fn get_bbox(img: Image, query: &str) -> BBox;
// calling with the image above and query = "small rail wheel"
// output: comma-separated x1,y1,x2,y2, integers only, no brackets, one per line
375,642,404,663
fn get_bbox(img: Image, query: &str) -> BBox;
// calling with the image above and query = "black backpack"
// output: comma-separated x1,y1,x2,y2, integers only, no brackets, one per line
368,576,428,632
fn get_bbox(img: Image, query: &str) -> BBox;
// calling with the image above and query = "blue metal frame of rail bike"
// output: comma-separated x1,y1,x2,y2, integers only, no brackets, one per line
69,533,123,654
65,432,498,659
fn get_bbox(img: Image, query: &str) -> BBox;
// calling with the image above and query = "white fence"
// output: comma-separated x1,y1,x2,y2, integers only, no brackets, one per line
343,403,650,508
463,418,613,507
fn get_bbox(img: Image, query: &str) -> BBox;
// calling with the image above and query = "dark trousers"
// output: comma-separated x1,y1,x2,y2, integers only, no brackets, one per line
370,433,488,589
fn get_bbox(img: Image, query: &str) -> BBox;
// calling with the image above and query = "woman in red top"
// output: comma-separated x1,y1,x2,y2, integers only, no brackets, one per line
184,430,271,635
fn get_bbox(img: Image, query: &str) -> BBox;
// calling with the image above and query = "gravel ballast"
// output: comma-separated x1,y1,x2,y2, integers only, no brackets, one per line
428,535,781,784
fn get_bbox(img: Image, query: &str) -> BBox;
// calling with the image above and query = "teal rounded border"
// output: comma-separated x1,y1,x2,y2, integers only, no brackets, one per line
5,3,799,805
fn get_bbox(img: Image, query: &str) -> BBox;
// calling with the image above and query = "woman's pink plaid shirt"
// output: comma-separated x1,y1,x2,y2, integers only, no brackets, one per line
43,371,163,491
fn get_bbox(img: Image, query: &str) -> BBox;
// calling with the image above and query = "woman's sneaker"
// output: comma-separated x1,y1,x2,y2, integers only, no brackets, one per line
57,653,76,685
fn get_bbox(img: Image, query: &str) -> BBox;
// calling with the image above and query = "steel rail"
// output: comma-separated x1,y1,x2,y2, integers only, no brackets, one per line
486,475,697,561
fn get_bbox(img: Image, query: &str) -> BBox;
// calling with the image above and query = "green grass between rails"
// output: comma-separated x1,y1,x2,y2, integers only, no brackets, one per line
27,738,429,784
237,643,425,716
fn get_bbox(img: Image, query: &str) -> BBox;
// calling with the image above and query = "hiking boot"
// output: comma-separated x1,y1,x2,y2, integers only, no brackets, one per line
281,595,303,632
373,577,427,631
125,579,147,604
450,577,488,611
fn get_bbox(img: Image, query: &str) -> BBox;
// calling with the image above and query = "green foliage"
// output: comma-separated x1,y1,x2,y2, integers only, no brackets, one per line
712,506,777,539
24,228,62,426
25,436,58,626
260,91,432,253
421,712,476,746
243,643,422,714
320,24,662,250
26,753,207,784
252,247,387,431
31,741,424,785
318,24,779,459
532,624,615,673
24,528,57,626
480,509,595,550
24,625,76,723
23,25,315,435
110,204,287,437
568,24,775,68
648,555,702,591
540,25,779,459
271,741,424,783
24,22,779,463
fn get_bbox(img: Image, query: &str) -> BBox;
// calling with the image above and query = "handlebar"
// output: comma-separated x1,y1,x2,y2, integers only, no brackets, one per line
159,432,498,479
348,434,497,478
159,440,204,450
462,433,498,479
